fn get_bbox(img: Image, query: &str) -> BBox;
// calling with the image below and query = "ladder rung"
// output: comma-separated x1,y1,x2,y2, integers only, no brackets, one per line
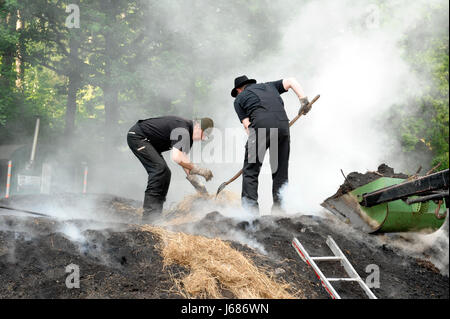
311,256,343,261
327,278,360,282
292,236,378,299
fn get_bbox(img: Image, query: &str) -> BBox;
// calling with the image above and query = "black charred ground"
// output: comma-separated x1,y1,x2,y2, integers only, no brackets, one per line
0,193,448,299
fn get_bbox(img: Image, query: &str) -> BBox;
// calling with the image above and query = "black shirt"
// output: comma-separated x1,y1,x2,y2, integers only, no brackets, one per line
137,116,194,153
234,80,287,122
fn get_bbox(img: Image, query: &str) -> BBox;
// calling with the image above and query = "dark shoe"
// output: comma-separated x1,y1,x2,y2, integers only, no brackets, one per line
271,202,286,216
142,195,164,225
242,197,260,217
141,210,160,225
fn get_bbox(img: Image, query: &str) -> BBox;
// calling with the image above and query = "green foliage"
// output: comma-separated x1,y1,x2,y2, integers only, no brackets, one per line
0,0,448,171
384,1,449,169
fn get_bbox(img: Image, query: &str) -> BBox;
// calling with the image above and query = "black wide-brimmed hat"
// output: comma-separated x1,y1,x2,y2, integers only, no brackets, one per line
231,75,257,98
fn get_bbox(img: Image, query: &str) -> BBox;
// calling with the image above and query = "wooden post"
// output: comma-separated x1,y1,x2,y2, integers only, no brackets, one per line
29,118,40,167
5,161,12,198
83,166,88,194
40,163,52,194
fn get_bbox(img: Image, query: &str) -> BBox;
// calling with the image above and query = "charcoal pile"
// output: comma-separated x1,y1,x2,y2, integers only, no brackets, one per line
171,211,449,299
0,193,448,299
330,164,409,199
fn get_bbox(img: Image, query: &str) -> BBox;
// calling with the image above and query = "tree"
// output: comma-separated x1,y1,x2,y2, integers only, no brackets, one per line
19,0,92,139
385,1,449,169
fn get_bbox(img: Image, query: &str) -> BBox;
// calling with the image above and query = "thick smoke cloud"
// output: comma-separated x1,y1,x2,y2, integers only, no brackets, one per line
2,0,448,277
86,0,446,216
219,0,446,214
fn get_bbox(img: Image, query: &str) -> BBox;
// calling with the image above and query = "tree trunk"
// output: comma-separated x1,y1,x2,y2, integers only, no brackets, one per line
102,1,120,150
103,79,119,148
15,9,23,89
1,11,17,90
64,33,81,138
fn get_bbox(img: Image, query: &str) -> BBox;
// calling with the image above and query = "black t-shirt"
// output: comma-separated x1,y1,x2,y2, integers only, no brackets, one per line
234,80,287,122
137,116,194,153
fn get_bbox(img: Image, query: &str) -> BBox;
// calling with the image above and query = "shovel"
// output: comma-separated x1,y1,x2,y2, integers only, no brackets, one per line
216,94,321,197
178,161,209,195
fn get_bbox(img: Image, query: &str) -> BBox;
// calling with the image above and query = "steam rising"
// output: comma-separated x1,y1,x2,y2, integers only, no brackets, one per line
388,217,449,276
2,0,448,278
87,0,447,217
261,0,442,214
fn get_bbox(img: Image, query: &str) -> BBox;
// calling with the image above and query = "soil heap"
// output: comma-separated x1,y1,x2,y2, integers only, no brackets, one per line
0,193,448,299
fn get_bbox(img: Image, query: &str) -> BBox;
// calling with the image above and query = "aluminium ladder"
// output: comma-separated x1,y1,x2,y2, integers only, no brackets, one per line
292,236,377,299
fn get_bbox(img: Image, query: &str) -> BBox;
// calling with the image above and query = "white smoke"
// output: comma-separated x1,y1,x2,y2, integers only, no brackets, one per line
387,216,449,276
5,0,446,275
76,0,446,218
319,210,449,276
236,0,445,214
105,0,448,218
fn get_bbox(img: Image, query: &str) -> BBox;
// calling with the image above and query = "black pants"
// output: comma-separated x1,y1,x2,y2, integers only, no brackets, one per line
127,124,171,218
242,116,290,212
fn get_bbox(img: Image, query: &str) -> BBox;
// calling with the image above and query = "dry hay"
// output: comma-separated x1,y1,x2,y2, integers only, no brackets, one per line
98,200,143,223
162,190,240,226
173,190,240,213
111,201,143,216
142,225,298,299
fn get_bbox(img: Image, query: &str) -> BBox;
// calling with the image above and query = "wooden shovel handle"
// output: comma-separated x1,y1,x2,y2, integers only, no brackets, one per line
225,169,244,186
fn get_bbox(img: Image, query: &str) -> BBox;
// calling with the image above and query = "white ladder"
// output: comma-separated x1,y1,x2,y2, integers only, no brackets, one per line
292,236,377,299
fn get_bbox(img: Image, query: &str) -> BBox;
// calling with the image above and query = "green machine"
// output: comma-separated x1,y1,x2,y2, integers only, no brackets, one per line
322,169,449,234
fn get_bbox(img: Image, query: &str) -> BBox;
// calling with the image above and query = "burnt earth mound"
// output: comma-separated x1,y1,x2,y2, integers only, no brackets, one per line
0,193,448,299
330,164,410,199
0,193,143,223
171,211,449,299
0,215,187,298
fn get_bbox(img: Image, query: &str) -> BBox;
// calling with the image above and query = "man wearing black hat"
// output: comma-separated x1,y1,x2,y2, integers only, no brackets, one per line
127,116,214,223
231,75,310,214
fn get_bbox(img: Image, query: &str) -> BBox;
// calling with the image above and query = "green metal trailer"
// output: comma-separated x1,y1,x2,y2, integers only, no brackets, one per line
322,169,449,234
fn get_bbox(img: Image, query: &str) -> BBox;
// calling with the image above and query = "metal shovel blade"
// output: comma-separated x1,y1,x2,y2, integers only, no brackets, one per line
216,182,228,198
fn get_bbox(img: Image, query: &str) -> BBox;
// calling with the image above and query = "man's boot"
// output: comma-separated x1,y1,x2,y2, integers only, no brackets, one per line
242,197,260,217
142,195,163,224
271,201,286,216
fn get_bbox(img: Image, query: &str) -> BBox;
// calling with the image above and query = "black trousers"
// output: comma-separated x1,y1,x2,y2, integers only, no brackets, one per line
242,115,290,212
127,124,171,217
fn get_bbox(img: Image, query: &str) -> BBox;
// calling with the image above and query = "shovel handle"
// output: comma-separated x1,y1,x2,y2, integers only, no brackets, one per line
225,169,244,186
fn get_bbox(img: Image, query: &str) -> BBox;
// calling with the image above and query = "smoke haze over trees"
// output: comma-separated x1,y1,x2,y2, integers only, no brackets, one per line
0,0,448,206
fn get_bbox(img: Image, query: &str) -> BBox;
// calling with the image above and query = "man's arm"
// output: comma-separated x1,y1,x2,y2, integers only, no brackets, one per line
234,98,251,135
282,77,312,114
282,78,306,99
172,147,213,181
172,148,209,193
242,118,251,135
172,147,192,175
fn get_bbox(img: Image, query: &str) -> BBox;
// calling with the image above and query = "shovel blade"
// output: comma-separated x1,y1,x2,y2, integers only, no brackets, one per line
216,182,228,198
